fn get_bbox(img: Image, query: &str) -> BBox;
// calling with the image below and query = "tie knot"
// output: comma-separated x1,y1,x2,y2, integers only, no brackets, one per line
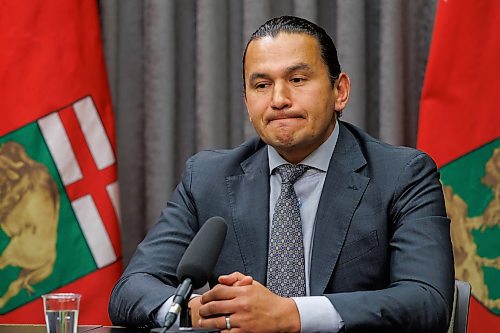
277,164,309,184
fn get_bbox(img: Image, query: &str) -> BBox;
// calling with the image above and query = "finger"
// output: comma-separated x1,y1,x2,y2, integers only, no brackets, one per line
199,314,235,332
200,284,238,304
233,275,253,286
218,272,247,285
188,296,202,325
198,298,235,318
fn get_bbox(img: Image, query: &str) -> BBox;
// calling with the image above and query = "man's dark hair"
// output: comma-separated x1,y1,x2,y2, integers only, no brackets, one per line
242,16,342,93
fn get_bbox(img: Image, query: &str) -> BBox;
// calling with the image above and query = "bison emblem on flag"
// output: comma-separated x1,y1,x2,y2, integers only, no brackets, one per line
441,140,500,315
0,142,60,308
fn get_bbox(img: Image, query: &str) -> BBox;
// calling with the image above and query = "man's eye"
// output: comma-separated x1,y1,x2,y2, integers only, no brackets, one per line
255,83,269,89
291,77,305,84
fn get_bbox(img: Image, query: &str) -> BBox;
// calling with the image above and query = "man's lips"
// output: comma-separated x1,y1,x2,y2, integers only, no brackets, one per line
266,112,305,122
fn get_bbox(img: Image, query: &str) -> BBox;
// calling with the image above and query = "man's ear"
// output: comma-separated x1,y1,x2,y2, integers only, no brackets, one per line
334,73,350,112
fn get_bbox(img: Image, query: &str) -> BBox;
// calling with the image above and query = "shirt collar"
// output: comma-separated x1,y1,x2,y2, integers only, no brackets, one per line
268,120,339,174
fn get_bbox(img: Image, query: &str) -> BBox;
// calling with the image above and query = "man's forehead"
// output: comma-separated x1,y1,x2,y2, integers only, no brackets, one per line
245,32,321,69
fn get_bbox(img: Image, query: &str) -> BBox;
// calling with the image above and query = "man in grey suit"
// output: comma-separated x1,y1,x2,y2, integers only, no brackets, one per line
109,16,454,332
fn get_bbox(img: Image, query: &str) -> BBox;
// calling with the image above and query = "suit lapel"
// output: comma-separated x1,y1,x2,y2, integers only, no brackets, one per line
310,123,370,295
226,144,270,284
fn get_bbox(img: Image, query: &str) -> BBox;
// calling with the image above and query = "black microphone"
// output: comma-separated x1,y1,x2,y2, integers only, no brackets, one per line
162,216,228,331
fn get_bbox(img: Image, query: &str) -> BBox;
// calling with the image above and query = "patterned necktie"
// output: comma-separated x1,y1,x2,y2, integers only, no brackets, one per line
266,164,309,297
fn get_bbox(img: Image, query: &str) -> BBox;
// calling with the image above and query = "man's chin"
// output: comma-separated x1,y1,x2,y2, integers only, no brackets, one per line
267,136,298,151
269,139,304,158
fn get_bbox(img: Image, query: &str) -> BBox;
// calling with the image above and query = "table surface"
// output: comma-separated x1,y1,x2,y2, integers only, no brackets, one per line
0,325,219,333
0,325,102,333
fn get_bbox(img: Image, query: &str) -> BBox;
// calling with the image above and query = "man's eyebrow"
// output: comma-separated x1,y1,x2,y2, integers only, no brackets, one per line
248,63,312,83
248,72,271,83
285,63,311,74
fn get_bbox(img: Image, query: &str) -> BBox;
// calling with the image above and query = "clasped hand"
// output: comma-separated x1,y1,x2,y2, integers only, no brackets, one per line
188,272,300,333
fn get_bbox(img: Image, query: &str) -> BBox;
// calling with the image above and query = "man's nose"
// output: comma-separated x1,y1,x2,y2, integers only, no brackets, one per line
270,82,291,110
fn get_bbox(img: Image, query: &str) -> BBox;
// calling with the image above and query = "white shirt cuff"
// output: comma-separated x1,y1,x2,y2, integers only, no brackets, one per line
292,296,344,333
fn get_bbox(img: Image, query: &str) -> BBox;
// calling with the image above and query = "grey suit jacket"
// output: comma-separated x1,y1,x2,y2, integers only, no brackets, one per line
109,122,454,332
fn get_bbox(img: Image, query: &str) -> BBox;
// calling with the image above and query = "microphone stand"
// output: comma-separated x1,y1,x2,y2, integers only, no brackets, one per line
156,300,191,333
179,298,192,328
152,291,219,333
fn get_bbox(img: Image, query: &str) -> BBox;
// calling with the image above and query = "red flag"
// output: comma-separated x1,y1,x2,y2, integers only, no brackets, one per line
0,0,121,325
419,0,500,331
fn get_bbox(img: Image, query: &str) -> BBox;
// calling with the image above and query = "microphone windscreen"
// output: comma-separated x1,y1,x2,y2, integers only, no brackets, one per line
176,216,228,289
